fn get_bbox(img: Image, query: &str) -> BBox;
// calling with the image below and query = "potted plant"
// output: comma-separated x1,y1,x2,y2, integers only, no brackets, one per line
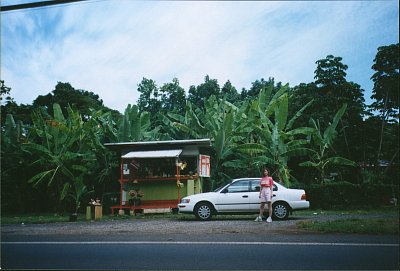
128,189,144,206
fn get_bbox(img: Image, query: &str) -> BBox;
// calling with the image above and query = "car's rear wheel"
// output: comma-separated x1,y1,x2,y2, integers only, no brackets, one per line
272,202,290,220
194,202,213,221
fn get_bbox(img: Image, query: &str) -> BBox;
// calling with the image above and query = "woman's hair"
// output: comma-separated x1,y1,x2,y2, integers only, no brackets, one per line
263,167,269,176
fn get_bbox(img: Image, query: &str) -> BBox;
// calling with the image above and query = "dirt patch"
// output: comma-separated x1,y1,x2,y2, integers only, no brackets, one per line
1,213,397,237
1,216,307,236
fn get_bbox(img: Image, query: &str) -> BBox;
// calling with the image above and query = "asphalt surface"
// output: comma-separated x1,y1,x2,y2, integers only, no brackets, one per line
1,214,399,270
2,241,398,270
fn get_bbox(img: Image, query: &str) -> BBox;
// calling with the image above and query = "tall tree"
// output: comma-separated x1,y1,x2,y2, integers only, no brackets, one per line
370,43,399,120
370,43,400,163
240,77,281,102
137,78,161,125
0,80,12,103
1,81,33,126
315,55,348,87
33,82,109,119
188,75,221,110
290,55,365,162
221,80,240,105
159,78,186,114
313,55,365,128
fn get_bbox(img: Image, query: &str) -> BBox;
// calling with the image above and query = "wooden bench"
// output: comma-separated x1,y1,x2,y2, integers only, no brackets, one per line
111,199,179,215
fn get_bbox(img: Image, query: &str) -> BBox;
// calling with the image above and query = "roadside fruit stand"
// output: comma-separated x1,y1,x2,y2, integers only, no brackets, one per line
104,139,211,215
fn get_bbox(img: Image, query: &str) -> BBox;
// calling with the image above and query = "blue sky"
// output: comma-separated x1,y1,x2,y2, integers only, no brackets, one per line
1,0,399,113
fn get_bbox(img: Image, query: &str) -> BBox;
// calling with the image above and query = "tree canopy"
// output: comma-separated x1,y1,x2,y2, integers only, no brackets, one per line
370,43,399,121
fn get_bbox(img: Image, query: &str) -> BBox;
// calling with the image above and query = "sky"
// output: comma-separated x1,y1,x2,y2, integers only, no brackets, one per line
1,0,399,113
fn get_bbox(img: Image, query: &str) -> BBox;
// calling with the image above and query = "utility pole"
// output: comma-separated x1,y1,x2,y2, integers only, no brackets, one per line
1,0,87,12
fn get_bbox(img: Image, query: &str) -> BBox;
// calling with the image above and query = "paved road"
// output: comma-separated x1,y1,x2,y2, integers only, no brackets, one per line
1,216,399,270
2,240,398,270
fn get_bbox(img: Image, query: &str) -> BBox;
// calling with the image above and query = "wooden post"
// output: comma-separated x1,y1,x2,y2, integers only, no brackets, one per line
86,206,91,220
176,158,181,203
94,205,102,220
120,158,124,211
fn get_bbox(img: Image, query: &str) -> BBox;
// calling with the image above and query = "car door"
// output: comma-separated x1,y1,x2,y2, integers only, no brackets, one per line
249,179,261,211
215,180,251,212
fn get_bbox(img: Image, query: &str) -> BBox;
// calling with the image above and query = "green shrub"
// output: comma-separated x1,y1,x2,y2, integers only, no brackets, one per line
306,182,399,209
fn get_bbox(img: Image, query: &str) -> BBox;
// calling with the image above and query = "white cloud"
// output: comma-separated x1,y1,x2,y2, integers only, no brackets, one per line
1,0,398,112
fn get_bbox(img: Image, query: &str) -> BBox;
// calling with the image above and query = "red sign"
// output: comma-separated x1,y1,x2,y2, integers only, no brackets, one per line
198,155,210,177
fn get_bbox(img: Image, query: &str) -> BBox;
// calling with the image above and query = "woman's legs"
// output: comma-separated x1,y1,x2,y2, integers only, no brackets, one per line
265,201,273,222
259,202,265,217
267,201,272,218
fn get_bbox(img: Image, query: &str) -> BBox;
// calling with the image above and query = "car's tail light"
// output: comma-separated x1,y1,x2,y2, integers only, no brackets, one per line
301,193,307,200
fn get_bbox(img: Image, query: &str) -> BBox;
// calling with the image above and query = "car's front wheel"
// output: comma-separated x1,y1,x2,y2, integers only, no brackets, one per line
194,202,213,221
272,202,290,220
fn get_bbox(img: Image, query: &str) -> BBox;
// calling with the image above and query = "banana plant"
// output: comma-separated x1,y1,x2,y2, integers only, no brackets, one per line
117,104,157,141
23,103,97,212
83,108,119,184
229,85,314,186
165,96,244,188
3,114,24,144
62,176,93,214
1,114,30,212
299,104,357,183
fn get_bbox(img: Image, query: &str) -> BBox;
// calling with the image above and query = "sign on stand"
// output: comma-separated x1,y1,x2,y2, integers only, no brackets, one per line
198,155,210,177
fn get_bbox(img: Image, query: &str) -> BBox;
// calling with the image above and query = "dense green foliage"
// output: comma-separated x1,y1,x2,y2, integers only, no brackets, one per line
1,44,399,214
307,182,399,209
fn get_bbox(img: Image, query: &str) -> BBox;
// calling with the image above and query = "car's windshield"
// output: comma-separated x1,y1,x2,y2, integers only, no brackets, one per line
213,180,235,192
213,185,224,192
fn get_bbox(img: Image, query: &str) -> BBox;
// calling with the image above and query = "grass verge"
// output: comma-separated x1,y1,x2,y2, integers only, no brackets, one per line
297,218,399,235
0,212,188,224
1,214,70,224
295,206,399,216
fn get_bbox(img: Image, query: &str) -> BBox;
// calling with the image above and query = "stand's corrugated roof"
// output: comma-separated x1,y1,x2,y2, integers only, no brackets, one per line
121,149,182,159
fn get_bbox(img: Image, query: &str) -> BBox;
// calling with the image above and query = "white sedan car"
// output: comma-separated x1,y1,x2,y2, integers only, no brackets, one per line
178,178,309,221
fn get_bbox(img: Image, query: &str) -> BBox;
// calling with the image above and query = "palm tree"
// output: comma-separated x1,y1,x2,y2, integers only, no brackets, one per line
65,177,93,215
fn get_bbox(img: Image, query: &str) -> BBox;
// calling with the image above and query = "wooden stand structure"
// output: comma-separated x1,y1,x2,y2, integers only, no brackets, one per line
105,139,211,215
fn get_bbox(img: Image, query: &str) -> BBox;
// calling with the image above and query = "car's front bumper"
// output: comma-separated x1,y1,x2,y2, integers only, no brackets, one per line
178,203,195,214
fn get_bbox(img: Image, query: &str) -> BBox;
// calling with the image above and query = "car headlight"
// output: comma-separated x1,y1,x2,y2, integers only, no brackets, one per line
180,198,190,204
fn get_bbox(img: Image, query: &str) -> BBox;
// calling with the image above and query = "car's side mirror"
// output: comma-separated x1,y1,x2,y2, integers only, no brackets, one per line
221,188,228,193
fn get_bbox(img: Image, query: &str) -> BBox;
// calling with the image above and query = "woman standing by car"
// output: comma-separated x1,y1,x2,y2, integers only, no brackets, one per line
254,168,274,223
